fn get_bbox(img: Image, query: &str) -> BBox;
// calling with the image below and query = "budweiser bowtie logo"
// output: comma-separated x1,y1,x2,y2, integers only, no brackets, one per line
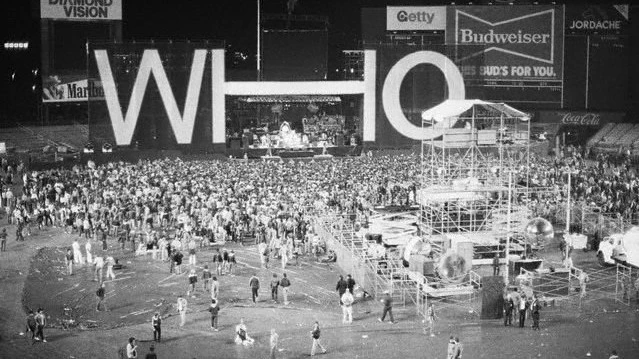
455,9,555,64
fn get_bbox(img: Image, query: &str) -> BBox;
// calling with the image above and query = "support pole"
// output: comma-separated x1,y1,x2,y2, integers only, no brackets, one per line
566,171,571,233
505,171,513,285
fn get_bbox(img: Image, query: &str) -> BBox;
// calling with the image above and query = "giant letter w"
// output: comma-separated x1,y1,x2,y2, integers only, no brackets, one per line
94,49,207,146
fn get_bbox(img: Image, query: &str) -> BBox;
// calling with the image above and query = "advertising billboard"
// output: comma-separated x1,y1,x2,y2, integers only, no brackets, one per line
41,21,111,103
566,5,629,35
446,6,563,85
41,0,122,21
43,77,103,102
386,6,447,31
536,111,624,127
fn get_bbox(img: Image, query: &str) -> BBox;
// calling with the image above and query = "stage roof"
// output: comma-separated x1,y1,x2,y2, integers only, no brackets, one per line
421,99,530,125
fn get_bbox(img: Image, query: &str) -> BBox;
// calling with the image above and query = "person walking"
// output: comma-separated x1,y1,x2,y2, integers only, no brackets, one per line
35,308,46,342
151,312,162,342
211,276,219,301
72,238,84,265
258,240,269,268
25,310,37,343
280,273,291,305
96,282,107,311
309,321,327,356
335,275,347,305
454,337,463,358
378,291,395,324
85,239,93,266
0,228,7,252
346,274,356,294
174,250,183,275
503,294,514,326
208,299,220,331
187,269,197,296
105,255,116,281
270,273,280,303
222,248,230,274
202,265,212,292
531,295,541,330
341,290,354,324
126,337,138,359
249,273,260,304
176,295,187,328
188,239,197,266
65,248,74,275
93,255,104,283
270,328,279,359
228,249,236,274
518,295,528,328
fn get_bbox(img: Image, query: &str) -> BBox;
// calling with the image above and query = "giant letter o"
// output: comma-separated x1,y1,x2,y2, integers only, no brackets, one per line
382,51,465,141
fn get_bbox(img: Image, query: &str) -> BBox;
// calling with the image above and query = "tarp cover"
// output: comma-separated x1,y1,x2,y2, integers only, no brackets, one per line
422,99,530,128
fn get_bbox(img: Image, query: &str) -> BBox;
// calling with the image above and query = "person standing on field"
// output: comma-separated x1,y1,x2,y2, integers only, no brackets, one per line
280,273,291,305
309,321,327,356
270,273,280,303
177,295,187,327
341,290,354,324
378,290,395,324
249,273,260,304
208,299,220,331
96,282,107,311
270,328,279,359
151,312,162,342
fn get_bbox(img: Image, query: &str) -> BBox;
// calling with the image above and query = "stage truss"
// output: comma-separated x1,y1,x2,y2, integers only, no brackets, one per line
419,106,531,252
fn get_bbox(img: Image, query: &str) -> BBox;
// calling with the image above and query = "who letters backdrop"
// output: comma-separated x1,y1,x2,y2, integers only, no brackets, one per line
373,44,485,147
87,42,215,150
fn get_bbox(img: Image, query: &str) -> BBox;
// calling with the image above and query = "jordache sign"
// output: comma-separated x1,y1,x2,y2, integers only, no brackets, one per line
565,5,629,34
447,5,564,82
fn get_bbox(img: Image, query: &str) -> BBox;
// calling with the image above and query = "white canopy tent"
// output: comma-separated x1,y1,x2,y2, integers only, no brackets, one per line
421,99,530,129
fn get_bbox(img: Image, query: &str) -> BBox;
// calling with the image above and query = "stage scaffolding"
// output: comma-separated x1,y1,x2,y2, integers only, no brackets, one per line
418,101,531,271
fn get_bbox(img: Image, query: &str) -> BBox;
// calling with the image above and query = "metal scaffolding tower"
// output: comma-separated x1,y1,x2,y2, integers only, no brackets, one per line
419,101,532,264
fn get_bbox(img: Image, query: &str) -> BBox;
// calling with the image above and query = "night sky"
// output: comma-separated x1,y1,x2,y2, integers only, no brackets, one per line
1,1,638,123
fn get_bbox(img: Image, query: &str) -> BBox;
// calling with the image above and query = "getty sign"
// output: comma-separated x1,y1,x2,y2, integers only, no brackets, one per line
94,49,465,146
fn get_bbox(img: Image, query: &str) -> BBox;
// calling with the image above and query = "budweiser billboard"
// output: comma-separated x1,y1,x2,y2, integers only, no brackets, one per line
566,5,629,35
446,5,564,83
537,111,625,126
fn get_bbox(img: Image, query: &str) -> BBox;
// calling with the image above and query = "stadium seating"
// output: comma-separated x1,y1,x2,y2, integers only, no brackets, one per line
0,125,88,152
586,122,615,147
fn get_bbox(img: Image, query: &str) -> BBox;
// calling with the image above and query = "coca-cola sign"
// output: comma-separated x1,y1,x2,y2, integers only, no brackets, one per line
537,111,624,127
560,112,600,126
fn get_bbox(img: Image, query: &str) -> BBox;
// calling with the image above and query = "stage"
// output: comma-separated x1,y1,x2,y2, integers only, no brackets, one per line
226,145,362,159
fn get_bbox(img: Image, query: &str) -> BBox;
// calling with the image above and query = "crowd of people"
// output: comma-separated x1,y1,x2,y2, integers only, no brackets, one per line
526,146,639,223
0,153,423,263
0,145,636,358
